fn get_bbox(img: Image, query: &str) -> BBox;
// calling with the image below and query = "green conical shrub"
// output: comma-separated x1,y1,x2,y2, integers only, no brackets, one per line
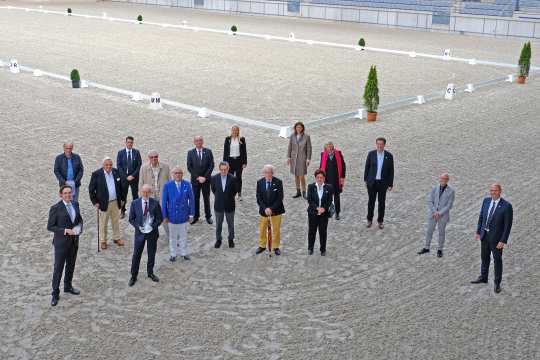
363,66,379,113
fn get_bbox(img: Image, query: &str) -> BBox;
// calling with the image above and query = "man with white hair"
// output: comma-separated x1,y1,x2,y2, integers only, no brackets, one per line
418,173,455,258
89,157,126,250
54,142,84,203
255,165,285,255
162,166,195,261
139,149,170,236
128,184,163,286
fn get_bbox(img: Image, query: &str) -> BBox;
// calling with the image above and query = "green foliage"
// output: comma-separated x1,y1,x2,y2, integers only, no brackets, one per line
137,15,143,22
70,69,80,81
358,38,366,47
363,66,379,113
518,41,531,77
231,25,238,33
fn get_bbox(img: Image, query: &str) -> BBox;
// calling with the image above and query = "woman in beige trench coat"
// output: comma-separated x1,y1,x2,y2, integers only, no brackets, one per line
287,121,312,199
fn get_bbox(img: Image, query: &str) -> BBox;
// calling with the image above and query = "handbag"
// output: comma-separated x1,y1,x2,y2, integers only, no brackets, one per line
328,202,336,218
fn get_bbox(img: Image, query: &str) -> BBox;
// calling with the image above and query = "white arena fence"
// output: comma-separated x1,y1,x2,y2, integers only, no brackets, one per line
114,0,540,38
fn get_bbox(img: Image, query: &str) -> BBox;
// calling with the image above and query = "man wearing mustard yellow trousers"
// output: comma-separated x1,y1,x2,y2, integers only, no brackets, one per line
256,165,285,256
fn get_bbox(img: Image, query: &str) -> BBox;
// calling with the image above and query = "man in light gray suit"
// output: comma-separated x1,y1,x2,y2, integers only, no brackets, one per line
418,173,455,257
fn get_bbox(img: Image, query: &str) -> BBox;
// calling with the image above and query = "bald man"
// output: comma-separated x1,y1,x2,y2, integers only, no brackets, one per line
418,173,455,257
89,157,126,250
471,183,513,294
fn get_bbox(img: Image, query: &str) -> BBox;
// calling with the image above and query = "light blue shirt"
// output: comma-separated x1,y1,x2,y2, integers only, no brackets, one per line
221,175,227,191
376,151,385,180
63,200,75,222
104,169,117,201
66,158,74,181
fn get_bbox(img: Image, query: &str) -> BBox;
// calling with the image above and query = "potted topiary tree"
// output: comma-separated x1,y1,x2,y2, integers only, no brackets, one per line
67,8,72,16
137,15,143,24
231,25,237,35
517,41,531,84
70,69,81,88
363,65,379,122
358,38,366,50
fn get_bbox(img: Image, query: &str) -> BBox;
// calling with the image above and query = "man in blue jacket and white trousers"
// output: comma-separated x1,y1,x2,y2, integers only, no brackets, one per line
162,166,195,262
471,183,513,294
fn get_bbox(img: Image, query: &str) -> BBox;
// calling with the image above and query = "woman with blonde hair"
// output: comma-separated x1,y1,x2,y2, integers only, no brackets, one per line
287,121,312,199
223,125,247,201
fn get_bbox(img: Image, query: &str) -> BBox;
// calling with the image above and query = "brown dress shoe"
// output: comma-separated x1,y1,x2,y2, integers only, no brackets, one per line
378,223,384,229
113,239,125,246
100,243,107,250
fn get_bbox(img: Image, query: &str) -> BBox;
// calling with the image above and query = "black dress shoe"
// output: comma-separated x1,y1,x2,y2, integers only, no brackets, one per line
335,214,340,220
183,255,191,261
148,274,160,282
51,296,59,307
256,247,266,255
228,240,235,248
120,211,126,219
366,221,373,228
190,218,199,225
64,287,80,295
169,256,177,262
378,222,384,229
214,241,222,249
128,277,137,287
274,248,281,256
471,277,488,284
292,191,302,198
308,249,314,255
302,191,307,200
206,217,213,225
418,248,430,255
437,250,443,258
494,284,502,293
321,251,326,256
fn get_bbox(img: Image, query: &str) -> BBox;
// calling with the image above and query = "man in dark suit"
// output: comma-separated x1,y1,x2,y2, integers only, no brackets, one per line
54,142,84,203
116,136,142,218
187,136,215,224
364,137,394,229
307,169,334,256
88,157,126,250
128,184,163,287
471,183,513,293
211,161,238,248
47,185,83,306
256,165,285,256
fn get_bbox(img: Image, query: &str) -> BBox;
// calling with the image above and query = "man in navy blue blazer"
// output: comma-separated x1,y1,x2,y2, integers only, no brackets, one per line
54,143,84,203
471,183,513,293
128,184,163,287
116,136,142,218
364,137,394,229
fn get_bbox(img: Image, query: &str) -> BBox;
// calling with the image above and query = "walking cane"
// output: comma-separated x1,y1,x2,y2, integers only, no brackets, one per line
267,215,273,257
97,208,100,253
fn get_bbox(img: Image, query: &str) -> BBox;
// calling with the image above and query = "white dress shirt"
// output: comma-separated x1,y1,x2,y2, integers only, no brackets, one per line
221,175,227,191
140,198,154,233
486,198,500,228
125,148,132,173
104,169,117,201
317,183,324,207
63,200,76,222
151,165,160,191
230,138,240,157
376,151,385,180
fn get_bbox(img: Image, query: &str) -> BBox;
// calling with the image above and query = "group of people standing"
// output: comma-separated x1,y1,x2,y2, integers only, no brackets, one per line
46,122,513,307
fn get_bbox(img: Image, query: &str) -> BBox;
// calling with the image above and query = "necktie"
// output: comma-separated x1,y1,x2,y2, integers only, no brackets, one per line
144,201,149,217
266,181,271,191
198,150,202,161
127,151,132,173
67,203,75,223
485,201,496,229
177,182,180,192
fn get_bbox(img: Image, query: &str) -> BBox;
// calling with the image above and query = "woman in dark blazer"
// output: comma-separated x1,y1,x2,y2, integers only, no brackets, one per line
307,169,334,256
223,125,247,201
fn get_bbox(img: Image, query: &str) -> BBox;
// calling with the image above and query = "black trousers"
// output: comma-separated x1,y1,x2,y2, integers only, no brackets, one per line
192,181,212,220
52,238,78,296
121,178,139,212
308,214,329,252
480,237,503,285
367,180,388,223
131,235,158,278
228,157,244,195
333,191,341,215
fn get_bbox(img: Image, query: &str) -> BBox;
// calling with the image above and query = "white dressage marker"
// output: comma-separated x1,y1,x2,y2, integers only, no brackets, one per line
354,108,365,119
33,69,43,77
265,35,272,40
288,32,295,42
409,51,417,58
9,59,20,74
506,74,515,83
279,126,293,138
197,107,209,118
81,80,89,88
131,92,143,101
149,92,162,110
465,83,475,93
469,58,477,65
444,83,456,100
443,49,451,58
414,95,426,104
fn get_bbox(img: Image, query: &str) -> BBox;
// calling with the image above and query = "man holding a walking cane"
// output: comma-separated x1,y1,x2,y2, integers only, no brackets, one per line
255,165,285,256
